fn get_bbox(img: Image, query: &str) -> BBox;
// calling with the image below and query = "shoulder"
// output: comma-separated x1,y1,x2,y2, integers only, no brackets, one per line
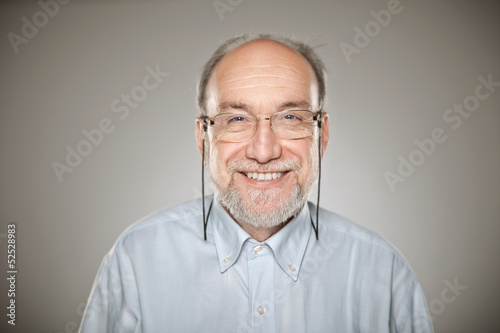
310,202,412,268
112,198,203,251
312,204,433,332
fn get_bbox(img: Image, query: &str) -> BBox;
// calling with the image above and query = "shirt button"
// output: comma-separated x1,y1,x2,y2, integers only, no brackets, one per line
223,257,231,264
257,305,266,315
253,245,264,254
289,264,296,272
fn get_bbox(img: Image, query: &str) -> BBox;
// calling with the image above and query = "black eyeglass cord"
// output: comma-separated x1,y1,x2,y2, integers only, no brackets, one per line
311,111,322,240
201,113,322,241
202,119,213,241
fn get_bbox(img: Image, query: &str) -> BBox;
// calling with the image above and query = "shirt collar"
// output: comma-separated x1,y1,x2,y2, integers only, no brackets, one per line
209,199,250,273
265,203,312,281
209,198,312,281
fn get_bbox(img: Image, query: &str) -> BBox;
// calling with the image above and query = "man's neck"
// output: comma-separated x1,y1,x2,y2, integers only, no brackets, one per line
237,222,285,242
221,204,292,242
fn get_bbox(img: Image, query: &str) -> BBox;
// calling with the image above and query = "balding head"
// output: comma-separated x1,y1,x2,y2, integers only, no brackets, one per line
197,34,327,116
204,39,319,117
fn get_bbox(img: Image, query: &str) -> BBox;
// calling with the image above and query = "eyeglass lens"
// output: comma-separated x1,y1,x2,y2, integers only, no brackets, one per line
213,110,316,142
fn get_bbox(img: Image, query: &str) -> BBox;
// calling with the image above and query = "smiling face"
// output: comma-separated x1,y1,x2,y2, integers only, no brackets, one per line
196,39,329,231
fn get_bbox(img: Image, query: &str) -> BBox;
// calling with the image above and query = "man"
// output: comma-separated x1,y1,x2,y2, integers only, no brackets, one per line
80,34,433,332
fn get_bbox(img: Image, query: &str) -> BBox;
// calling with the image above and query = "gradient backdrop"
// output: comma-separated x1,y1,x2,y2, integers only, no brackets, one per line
1,0,499,332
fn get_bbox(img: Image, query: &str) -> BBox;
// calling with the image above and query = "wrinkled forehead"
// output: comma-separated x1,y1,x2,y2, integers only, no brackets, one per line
206,40,319,115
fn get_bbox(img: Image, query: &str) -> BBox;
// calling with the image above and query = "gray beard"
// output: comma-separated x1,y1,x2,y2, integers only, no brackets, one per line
207,133,319,229
215,176,310,229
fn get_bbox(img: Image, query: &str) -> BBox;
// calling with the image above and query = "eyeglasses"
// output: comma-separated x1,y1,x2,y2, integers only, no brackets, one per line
203,110,320,142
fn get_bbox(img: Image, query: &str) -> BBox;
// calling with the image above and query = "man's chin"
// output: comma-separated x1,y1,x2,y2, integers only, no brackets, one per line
216,183,307,229
243,201,284,218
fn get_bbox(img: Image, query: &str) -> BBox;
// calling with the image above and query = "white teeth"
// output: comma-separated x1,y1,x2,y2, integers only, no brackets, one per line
245,172,285,181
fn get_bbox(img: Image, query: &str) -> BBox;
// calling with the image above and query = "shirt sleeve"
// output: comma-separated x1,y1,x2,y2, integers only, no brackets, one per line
390,255,434,333
79,242,142,333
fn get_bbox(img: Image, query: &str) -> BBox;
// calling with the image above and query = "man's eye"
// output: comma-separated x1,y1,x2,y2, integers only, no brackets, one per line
284,114,299,120
281,113,303,122
228,116,247,123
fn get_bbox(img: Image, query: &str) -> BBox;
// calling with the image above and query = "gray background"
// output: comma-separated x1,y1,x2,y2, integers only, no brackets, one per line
1,0,499,332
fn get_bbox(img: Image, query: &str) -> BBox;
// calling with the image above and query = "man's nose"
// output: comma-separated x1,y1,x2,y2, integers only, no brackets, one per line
245,119,282,163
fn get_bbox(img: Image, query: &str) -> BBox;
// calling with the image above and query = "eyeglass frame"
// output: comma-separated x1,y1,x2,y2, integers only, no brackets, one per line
201,110,323,143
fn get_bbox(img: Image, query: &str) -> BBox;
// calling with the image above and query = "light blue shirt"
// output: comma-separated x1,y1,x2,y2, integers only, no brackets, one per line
80,198,433,332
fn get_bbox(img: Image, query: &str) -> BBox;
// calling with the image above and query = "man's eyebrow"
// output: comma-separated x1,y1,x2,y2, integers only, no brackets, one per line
217,100,312,112
279,101,312,110
218,102,253,112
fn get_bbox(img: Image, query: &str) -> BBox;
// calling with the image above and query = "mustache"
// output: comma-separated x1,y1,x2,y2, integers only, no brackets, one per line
227,159,301,174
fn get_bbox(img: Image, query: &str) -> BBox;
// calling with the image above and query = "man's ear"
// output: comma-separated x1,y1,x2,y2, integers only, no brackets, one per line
320,112,330,158
195,117,205,156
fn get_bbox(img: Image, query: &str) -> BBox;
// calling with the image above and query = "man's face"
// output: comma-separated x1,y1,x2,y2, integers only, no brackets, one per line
197,40,329,229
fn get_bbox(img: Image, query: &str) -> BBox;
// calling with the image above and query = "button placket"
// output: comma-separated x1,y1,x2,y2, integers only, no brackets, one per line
246,242,276,331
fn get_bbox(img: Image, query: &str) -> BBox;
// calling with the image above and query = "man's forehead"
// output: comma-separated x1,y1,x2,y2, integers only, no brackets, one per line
205,39,319,115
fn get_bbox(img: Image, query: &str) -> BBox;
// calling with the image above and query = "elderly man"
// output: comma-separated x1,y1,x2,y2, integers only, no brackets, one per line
80,34,433,332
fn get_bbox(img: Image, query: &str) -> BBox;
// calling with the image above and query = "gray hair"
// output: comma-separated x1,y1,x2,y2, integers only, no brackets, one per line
196,34,327,116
